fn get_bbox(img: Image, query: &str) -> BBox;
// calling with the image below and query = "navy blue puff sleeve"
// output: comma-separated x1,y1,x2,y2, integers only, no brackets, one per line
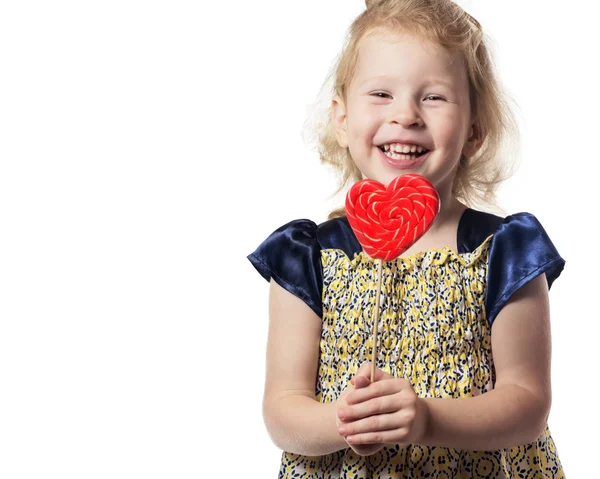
247,219,323,318
485,213,565,325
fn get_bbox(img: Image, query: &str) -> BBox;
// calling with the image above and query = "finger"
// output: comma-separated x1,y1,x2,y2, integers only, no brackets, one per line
353,376,371,389
346,427,410,446
356,362,394,382
338,407,407,437
351,376,412,406
340,393,402,425
349,443,385,456
356,362,373,378
375,369,394,381
346,379,401,407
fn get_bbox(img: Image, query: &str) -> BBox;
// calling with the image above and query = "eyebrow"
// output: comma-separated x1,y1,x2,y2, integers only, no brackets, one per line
358,75,455,89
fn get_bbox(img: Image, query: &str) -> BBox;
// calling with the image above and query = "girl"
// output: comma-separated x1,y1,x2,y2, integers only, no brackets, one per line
248,0,565,477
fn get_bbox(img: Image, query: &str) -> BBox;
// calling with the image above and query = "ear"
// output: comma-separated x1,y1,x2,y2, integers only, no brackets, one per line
462,123,484,158
331,94,349,148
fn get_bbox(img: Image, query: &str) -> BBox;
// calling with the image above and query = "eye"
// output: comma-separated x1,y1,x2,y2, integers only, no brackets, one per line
371,92,392,99
424,95,444,101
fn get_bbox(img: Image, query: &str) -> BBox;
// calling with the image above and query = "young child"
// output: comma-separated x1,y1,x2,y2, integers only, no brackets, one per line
248,0,565,477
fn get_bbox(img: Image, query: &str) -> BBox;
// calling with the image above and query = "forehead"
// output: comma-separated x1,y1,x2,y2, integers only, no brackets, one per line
352,31,467,88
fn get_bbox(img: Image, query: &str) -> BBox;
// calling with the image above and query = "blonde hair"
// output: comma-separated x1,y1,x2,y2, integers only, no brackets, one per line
304,0,520,220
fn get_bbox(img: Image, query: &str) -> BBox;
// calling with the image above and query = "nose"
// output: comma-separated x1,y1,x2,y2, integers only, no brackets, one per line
388,100,424,128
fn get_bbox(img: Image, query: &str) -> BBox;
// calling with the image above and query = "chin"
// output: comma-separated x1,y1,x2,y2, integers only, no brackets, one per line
361,167,424,186
382,170,424,186
362,173,394,186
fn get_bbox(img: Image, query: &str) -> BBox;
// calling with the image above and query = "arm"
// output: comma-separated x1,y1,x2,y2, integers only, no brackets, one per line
262,279,349,456
420,274,552,450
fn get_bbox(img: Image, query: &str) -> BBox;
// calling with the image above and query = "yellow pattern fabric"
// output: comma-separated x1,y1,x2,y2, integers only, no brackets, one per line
278,235,564,478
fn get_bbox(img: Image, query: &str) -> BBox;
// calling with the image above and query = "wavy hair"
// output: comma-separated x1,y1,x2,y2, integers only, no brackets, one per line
303,0,520,219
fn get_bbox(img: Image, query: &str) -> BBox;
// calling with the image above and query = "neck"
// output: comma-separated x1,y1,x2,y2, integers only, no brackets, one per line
429,182,466,234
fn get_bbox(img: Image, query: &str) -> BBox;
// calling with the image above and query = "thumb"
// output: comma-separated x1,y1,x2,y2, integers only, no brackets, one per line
355,362,394,382
351,362,374,385
352,375,371,388
356,361,375,379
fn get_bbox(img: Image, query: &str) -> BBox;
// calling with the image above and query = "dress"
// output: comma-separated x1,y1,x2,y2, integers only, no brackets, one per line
247,208,566,478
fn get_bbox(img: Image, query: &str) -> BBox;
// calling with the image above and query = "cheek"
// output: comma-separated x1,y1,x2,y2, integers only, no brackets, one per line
348,104,379,141
431,113,468,146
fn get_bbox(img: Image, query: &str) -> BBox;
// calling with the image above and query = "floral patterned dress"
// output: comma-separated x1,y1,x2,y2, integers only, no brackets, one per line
248,208,566,478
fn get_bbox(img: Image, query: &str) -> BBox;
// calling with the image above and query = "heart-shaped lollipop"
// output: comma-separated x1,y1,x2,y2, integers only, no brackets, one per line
345,174,440,383
345,174,440,260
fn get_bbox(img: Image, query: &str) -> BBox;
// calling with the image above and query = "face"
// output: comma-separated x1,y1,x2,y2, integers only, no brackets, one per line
332,31,482,198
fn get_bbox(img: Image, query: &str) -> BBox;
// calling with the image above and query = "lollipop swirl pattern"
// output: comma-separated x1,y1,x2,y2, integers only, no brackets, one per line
345,174,440,261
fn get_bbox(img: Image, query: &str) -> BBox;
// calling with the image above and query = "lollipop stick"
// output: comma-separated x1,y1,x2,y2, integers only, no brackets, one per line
371,258,383,383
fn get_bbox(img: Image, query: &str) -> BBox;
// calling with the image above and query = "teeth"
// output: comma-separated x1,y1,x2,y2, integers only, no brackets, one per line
383,151,422,160
381,143,427,153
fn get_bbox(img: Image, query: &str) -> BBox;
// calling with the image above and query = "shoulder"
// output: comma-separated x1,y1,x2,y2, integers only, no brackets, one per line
315,216,362,256
486,211,564,274
247,218,324,317
254,216,362,257
245,216,364,318
457,208,503,253
458,209,559,253
480,210,565,325
268,218,320,240
247,218,321,274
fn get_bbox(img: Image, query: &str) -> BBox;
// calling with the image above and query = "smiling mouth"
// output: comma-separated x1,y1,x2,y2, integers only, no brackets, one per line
378,145,430,160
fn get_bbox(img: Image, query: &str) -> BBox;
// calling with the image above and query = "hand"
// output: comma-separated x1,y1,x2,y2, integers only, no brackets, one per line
337,362,429,448
336,372,384,456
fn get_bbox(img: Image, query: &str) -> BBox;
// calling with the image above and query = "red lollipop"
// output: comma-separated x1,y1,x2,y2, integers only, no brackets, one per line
345,174,440,382
346,174,440,260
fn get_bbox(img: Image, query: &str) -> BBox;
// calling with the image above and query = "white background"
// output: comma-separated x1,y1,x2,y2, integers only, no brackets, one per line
0,0,598,477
